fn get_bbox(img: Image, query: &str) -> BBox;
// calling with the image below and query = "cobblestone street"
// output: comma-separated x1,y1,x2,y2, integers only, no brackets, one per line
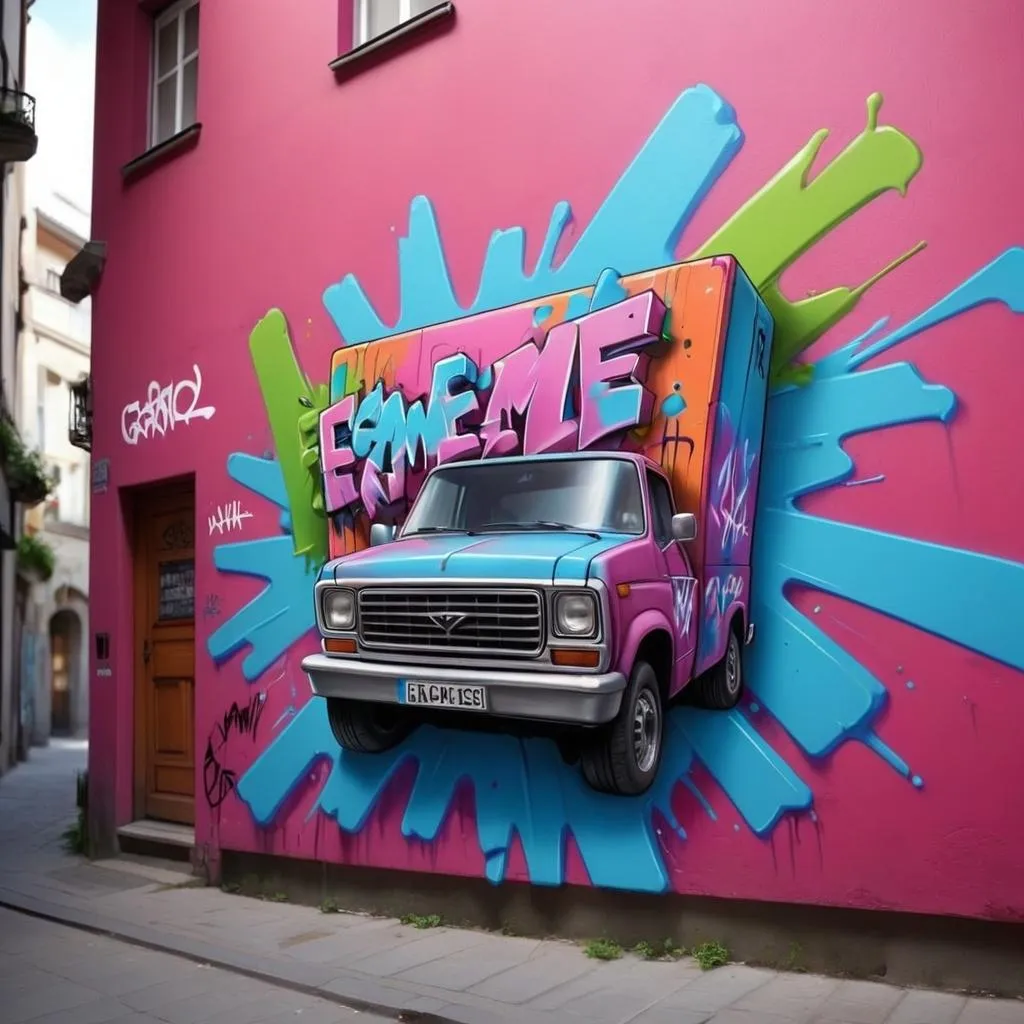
1,742,1022,1024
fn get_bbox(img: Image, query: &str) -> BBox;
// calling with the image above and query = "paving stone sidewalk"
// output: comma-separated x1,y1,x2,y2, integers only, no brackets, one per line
0,908,388,1024
1,742,1023,1024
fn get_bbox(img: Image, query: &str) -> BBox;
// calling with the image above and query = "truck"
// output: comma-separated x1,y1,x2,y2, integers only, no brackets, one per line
302,255,774,796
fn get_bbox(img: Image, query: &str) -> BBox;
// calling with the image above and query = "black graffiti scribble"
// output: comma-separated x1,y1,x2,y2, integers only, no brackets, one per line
755,326,767,379
160,518,194,551
203,692,267,809
203,594,221,620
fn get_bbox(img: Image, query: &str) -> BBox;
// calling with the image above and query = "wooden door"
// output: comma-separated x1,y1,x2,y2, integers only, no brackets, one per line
133,481,196,825
50,627,71,733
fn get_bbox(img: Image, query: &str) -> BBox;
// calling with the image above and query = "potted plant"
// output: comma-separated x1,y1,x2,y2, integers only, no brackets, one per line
16,531,55,583
0,416,56,506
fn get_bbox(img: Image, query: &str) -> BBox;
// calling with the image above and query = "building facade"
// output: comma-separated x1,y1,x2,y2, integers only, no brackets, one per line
87,0,1024,931
17,196,91,743
0,0,37,775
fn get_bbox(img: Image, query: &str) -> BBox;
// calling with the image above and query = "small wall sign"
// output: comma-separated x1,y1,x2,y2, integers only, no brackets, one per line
92,458,110,494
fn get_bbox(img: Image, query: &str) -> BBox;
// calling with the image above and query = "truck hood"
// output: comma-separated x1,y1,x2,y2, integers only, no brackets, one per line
329,531,629,584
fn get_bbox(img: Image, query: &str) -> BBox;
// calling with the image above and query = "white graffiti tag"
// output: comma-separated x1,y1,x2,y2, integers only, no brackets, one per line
121,364,215,446
713,439,754,552
208,500,254,537
671,577,696,639
704,572,744,623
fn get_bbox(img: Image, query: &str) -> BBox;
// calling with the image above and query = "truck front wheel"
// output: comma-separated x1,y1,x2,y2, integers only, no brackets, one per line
581,660,664,796
326,698,412,753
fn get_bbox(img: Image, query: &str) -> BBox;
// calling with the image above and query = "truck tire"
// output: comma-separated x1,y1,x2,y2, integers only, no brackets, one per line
581,660,664,796
326,698,411,753
693,626,743,710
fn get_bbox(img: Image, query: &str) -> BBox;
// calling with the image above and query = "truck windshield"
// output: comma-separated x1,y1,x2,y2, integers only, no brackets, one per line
402,458,645,537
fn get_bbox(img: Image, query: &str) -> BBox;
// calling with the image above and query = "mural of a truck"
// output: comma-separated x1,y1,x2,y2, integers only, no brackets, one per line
303,255,774,795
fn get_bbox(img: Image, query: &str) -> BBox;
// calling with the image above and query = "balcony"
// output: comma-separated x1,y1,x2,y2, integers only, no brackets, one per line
68,375,91,453
32,287,91,345
0,87,37,163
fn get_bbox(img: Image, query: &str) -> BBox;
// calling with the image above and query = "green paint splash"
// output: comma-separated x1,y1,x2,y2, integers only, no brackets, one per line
691,93,925,383
248,309,329,565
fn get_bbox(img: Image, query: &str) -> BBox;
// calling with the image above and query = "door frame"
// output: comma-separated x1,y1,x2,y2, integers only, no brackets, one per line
131,476,197,822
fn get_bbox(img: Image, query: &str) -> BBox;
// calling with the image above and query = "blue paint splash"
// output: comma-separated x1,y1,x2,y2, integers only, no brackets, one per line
236,698,807,892
322,84,743,345
206,454,319,682
747,247,1024,785
662,391,686,417
219,86,1024,893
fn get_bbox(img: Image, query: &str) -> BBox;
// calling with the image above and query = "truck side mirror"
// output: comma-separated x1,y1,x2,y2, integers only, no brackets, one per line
369,523,396,547
671,513,697,542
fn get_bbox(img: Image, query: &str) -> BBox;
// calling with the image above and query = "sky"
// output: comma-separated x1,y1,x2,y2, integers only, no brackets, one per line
25,0,98,235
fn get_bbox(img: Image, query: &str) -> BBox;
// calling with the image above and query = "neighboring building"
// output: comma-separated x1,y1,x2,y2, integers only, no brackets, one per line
16,194,90,743
81,0,1024,966
0,0,38,775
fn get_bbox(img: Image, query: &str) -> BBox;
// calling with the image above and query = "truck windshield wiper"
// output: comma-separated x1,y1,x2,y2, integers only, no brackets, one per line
478,520,602,540
402,526,472,536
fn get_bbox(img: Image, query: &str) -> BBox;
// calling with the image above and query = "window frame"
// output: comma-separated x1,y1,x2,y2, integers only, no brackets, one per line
150,0,199,149
353,0,442,47
646,470,676,549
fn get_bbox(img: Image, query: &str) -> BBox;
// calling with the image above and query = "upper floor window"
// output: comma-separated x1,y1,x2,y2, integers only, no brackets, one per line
355,0,444,46
152,0,199,147
45,268,61,293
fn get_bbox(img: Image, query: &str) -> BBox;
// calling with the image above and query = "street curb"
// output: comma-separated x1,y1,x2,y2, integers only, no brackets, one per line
0,890,469,1024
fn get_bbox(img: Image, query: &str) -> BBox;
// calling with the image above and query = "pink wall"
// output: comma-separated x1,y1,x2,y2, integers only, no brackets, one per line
89,0,1024,920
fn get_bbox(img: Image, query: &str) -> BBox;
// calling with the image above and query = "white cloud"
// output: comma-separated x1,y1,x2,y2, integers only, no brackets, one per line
25,5,96,232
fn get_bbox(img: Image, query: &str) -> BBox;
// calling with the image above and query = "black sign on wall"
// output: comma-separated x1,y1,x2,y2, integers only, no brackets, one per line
158,559,195,621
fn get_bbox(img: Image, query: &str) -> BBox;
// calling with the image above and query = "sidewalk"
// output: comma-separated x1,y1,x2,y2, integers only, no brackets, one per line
1,742,1022,1024
1,906,387,1024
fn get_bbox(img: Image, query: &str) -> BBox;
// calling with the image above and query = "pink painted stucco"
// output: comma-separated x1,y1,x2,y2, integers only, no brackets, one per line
89,0,1024,921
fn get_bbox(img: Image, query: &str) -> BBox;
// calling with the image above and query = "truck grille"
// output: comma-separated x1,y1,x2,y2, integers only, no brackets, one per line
357,588,544,657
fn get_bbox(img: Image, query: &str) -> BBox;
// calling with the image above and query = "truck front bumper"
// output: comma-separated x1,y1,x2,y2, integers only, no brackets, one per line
301,654,626,726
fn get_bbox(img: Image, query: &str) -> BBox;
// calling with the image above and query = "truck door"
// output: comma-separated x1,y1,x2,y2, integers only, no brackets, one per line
646,470,698,697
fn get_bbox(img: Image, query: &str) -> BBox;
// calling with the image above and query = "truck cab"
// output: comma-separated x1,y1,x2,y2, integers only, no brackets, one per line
303,255,774,796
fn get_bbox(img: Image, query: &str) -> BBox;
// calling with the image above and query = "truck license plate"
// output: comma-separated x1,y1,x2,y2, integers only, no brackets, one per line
402,681,487,711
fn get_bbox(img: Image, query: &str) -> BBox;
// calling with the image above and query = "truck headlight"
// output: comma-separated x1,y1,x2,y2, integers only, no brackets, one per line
322,588,355,631
554,592,598,638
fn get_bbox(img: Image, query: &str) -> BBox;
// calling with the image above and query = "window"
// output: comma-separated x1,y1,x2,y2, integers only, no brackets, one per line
646,471,675,547
402,458,645,537
59,463,88,527
45,268,61,293
42,369,63,456
355,0,444,46
152,0,199,147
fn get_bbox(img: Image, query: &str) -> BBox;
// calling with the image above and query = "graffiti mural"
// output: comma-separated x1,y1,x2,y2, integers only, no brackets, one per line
202,86,1024,899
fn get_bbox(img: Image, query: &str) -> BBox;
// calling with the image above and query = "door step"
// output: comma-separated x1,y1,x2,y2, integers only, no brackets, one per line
117,819,194,863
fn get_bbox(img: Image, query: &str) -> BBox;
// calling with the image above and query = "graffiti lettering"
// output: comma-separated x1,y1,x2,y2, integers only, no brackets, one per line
705,572,744,622
208,500,254,536
203,693,267,809
203,594,221,620
320,292,665,518
121,364,215,446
